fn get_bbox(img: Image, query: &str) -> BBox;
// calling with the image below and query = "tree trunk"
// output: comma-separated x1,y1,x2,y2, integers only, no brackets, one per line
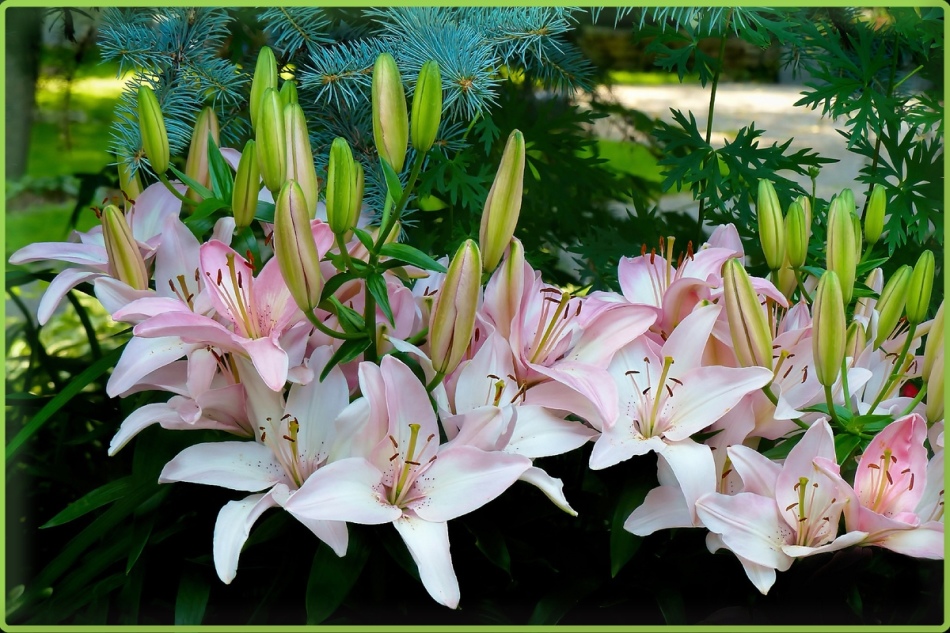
5,8,44,181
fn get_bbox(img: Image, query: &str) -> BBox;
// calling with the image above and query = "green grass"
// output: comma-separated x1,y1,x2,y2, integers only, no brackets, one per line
606,70,700,86
5,203,100,258
579,138,665,184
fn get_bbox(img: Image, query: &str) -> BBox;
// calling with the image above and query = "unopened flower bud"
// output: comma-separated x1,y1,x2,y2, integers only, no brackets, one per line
926,352,944,424
429,239,481,375
813,270,846,387
722,258,773,370
274,180,323,313
851,213,863,265
326,137,356,235
410,60,442,155
923,300,944,382
826,195,857,305
865,184,886,245
117,155,143,200
101,204,148,291
479,129,525,273
137,85,169,175
349,160,364,234
371,53,408,172
838,188,856,215
184,107,220,201
283,103,319,216
777,259,797,303
854,267,883,324
232,140,261,229
250,46,278,130
906,250,935,325
785,200,808,269
845,321,867,362
795,194,812,240
280,80,298,107
256,88,287,193
874,265,911,349
757,179,785,271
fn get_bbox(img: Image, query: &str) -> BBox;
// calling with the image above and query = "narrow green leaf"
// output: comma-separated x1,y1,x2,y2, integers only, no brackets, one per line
174,568,210,625
761,431,806,460
231,225,262,274
654,585,687,625
328,297,365,333
856,257,890,276
351,227,375,252
379,243,447,273
6,344,124,460
125,518,154,575
367,273,394,325
380,158,404,201
609,478,649,578
207,134,234,202
527,576,600,625
320,338,371,381
320,271,359,303
254,200,275,223
834,433,863,464
468,523,511,576
168,164,214,199
41,476,135,529
305,532,370,624
184,197,228,229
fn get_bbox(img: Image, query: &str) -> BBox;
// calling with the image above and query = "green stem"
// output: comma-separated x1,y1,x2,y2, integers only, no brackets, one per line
901,383,927,416
66,291,101,360
425,370,446,393
304,310,365,341
375,153,425,251
869,321,918,412
363,280,378,363
157,172,199,207
335,232,353,270
405,326,428,346
860,31,901,221
824,385,840,426
794,269,812,303
840,357,852,415
762,384,809,431
892,64,924,91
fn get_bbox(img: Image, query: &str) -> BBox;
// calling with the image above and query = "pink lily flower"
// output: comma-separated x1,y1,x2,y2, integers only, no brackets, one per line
815,414,944,559
282,356,531,609
589,303,773,520
158,347,360,583
695,419,868,594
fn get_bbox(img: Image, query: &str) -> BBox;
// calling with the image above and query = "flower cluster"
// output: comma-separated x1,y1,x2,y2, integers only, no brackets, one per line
10,49,943,608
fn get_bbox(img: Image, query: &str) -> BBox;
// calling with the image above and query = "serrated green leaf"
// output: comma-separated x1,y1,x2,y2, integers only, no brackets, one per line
320,337,371,381
305,531,370,624
366,273,393,325
207,134,234,203
379,243,447,273
40,476,135,529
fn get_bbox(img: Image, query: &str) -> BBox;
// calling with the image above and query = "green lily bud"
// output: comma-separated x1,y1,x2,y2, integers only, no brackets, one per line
274,180,323,313
845,321,867,363
756,179,785,271
865,184,886,245
722,258,774,370
923,300,944,382
184,107,220,202
429,239,481,376
117,155,143,201
854,267,883,324
926,351,944,424
905,250,935,325
250,46,278,130
785,200,808,269
410,60,443,155
326,137,356,235
256,88,287,194
813,270,847,387
231,140,261,229
795,194,812,240
826,195,857,305
280,80,298,107
283,103,319,217
838,188,856,215
479,129,526,273
137,85,169,175
777,259,797,303
101,204,149,291
371,52,409,172
851,212,863,265
348,160,365,235
874,265,911,349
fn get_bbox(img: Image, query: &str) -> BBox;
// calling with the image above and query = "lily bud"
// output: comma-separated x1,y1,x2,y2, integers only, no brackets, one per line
348,160,365,234
250,46,278,130
256,88,287,194
851,213,863,265
137,85,169,175
906,250,935,325
231,140,261,229
429,239,481,376
795,194,812,240
371,53,409,172
826,195,857,305
926,351,944,424
865,184,886,245
756,179,785,271
722,258,773,370
283,103,319,216
777,258,797,303
279,80,298,107
184,107,220,201
813,270,846,387
326,137,356,235
874,265,911,349
854,267,884,324
274,180,323,313
923,300,944,382
101,204,149,291
117,155,143,201
479,129,526,273
785,200,808,269
410,60,443,155
845,321,866,363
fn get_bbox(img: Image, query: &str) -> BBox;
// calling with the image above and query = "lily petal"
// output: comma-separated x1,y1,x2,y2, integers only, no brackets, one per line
213,490,281,583
284,458,401,524
518,466,577,516
159,441,286,491
393,513,460,609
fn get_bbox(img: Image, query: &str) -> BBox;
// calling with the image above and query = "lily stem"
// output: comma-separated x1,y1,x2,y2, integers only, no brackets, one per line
824,384,840,426
157,172,198,207
901,383,927,416
305,310,365,341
